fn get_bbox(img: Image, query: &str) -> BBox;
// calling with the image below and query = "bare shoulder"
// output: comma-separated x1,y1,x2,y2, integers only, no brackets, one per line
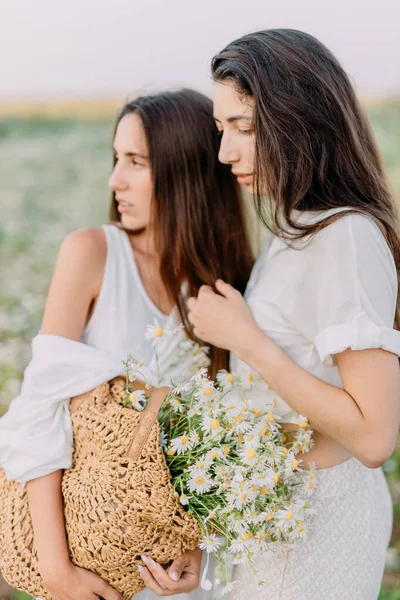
60,227,107,267
40,227,107,339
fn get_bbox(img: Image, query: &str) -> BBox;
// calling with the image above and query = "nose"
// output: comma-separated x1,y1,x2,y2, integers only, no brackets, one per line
218,131,240,165
108,161,128,192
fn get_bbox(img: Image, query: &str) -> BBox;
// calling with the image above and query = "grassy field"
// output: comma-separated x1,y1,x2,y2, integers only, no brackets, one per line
0,99,399,597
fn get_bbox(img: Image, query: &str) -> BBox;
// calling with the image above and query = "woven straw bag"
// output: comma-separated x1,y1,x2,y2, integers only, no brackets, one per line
0,376,201,599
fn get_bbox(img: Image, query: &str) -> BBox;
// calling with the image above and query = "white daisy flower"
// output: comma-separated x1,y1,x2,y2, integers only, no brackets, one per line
144,318,166,345
239,447,259,466
236,364,261,390
187,470,213,494
159,428,168,449
216,370,236,390
189,431,201,447
274,507,299,532
170,396,184,413
243,432,261,449
202,415,223,437
179,494,190,506
129,389,147,411
170,433,191,455
206,447,223,461
192,367,209,382
199,534,222,553
189,454,213,473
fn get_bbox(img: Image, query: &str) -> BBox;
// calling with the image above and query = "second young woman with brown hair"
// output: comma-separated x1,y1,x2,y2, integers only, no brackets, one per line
188,30,400,599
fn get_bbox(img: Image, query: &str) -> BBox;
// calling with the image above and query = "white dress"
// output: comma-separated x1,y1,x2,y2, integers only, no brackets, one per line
21,223,212,600
229,208,399,600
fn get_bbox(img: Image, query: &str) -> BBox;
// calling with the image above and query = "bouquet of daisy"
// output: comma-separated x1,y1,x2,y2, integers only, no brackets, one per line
124,320,316,593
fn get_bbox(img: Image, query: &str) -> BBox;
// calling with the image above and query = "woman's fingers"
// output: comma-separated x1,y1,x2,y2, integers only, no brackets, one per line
138,564,166,595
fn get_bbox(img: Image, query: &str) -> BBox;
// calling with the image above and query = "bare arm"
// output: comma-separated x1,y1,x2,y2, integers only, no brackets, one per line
188,281,400,469
26,229,121,600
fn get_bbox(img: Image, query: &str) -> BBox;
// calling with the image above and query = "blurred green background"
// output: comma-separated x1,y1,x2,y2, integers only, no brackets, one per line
0,99,399,598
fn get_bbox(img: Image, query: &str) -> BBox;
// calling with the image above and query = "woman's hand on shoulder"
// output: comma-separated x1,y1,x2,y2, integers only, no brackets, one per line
40,227,107,340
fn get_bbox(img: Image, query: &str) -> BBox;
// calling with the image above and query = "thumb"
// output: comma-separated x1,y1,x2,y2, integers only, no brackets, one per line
168,554,189,582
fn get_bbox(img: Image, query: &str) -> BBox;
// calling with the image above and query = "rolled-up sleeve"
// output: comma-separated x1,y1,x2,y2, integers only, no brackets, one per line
288,214,400,366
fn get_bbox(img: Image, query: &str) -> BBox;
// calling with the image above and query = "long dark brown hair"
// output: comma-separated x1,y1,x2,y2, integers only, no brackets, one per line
109,89,254,376
212,29,400,325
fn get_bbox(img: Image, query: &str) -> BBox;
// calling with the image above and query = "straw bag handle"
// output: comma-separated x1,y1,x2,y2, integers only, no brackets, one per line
126,386,171,460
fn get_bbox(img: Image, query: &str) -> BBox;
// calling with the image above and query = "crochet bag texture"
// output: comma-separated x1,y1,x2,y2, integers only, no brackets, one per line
0,376,201,599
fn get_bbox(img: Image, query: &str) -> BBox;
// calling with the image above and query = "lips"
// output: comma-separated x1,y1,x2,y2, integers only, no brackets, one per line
233,173,253,186
116,199,133,213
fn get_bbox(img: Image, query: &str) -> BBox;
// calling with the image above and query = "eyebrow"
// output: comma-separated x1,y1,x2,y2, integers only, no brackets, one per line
113,148,149,160
214,115,252,123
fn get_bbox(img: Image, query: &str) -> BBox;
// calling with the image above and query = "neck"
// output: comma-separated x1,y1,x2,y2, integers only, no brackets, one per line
121,224,158,260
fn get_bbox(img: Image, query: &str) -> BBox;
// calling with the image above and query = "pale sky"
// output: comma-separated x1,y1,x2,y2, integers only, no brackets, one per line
0,0,399,100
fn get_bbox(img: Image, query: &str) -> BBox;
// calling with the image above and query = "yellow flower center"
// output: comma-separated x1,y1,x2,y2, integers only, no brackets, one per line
266,514,273,521
283,448,289,456
243,532,254,540
308,481,314,490
282,434,287,443
210,451,218,459
285,511,294,521
203,388,213,397
193,433,199,442
310,471,316,480
227,373,234,383
237,434,244,443
260,486,269,495
195,475,205,485
247,373,254,383
223,446,230,456
181,435,189,445
273,473,280,484
260,427,267,436
239,481,246,489
254,409,262,417
129,392,137,403
154,327,164,337
240,492,247,502
267,412,275,423
210,419,220,430
167,449,176,456
292,459,299,470
298,421,308,428
227,403,236,409
245,448,256,459
297,526,305,534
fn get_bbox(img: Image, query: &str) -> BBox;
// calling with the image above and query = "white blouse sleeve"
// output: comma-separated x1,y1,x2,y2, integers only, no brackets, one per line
288,214,400,366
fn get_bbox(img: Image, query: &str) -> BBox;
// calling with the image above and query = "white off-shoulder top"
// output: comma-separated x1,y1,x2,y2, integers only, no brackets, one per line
230,207,400,420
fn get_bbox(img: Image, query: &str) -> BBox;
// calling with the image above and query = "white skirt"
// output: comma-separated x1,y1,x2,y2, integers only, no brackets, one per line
228,458,393,600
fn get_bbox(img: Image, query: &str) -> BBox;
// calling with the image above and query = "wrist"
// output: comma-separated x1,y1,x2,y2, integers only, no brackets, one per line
39,554,72,583
233,321,268,364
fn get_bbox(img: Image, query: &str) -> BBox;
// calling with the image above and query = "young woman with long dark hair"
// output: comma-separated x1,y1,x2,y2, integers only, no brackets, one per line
1,88,253,600
188,30,400,599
